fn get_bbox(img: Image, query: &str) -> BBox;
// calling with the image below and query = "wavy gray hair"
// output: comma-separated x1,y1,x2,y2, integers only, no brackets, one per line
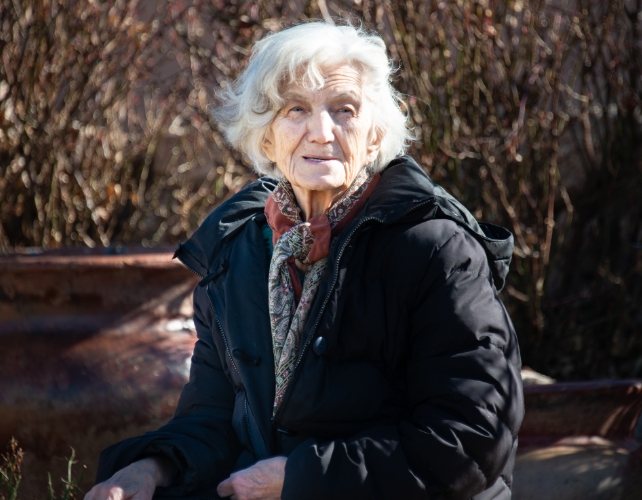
212,22,413,176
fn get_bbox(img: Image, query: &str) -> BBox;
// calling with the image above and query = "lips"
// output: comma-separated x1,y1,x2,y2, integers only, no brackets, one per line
303,155,338,162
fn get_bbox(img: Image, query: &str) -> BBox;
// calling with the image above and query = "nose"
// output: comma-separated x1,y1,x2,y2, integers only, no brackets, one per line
307,110,334,144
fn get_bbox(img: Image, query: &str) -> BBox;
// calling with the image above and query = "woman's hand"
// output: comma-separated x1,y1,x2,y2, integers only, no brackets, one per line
217,456,287,500
83,457,169,500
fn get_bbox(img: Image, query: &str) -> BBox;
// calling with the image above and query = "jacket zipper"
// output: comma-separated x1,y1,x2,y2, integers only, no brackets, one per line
273,198,437,422
293,216,383,370
175,254,240,376
211,300,239,375
272,216,383,422
245,397,258,457
177,197,436,425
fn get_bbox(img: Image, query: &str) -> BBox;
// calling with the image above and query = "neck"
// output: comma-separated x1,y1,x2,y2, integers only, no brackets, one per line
290,185,344,221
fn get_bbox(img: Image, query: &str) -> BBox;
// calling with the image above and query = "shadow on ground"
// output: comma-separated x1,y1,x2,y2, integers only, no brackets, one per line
513,438,642,500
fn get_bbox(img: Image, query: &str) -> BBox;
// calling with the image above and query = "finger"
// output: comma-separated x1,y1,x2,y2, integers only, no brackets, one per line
130,490,154,500
84,486,109,500
83,487,103,500
83,487,119,500
217,477,235,498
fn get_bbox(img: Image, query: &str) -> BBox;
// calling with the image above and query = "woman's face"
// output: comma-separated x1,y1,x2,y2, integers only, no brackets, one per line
262,64,382,197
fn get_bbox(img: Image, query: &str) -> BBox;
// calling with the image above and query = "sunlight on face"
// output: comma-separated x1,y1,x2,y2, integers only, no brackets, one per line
262,65,382,200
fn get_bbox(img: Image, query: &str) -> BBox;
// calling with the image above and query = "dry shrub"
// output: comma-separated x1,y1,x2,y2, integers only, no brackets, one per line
327,0,642,378
0,0,255,250
1,0,641,379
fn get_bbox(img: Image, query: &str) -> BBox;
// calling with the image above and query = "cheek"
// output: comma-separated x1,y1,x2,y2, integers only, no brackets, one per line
274,126,300,158
341,124,369,163
272,128,301,180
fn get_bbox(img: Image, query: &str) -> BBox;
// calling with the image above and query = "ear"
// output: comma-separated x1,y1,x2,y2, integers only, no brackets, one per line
261,128,276,162
365,127,384,165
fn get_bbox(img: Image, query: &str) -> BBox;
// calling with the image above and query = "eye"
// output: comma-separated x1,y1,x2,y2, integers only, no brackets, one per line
336,106,355,115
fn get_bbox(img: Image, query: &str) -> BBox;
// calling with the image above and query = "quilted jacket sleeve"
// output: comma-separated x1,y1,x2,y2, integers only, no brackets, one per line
95,286,242,497
282,222,524,500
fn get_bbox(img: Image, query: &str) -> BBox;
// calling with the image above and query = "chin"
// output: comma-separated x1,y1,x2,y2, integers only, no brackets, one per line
294,165,347,192
300,175,347,193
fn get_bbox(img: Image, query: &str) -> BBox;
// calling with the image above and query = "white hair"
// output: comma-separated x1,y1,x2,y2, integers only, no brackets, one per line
212,22,413,176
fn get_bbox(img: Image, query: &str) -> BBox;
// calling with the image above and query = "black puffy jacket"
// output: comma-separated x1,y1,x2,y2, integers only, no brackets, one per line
96,156,524,499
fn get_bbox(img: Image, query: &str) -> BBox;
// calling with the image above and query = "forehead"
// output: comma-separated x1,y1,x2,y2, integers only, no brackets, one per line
282,64,365,101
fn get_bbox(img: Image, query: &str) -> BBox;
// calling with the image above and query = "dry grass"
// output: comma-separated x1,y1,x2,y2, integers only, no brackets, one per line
1,439,85,500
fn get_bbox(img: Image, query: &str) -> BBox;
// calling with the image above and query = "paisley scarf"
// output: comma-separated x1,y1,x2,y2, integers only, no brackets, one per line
265,167,379,415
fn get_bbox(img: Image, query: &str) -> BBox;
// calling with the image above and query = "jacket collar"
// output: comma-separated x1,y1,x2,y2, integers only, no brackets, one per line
174,155,514,290
173,176,277,277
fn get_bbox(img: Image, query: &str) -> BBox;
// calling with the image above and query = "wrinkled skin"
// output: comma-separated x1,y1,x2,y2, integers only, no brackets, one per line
262,64,382,220
87,63,383,500
216,457,287,500
84,456,286,500
83,458,165,500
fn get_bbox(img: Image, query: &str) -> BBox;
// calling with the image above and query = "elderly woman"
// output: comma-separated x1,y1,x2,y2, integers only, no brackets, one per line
86,22,523,500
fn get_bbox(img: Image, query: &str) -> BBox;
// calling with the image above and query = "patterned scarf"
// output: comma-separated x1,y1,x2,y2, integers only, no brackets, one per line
265,168,379,415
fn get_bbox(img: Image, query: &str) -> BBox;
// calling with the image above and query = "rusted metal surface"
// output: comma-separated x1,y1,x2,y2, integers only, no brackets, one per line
0,246,196,335
521,379,642,441
0,247,198,496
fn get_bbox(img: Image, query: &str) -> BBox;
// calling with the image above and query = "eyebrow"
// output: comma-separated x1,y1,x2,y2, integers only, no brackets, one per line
281,92,309,102
281,91,362,102
331,92,362,102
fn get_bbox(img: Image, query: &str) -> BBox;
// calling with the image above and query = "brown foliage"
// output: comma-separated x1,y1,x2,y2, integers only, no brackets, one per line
342,0,642,379
0,0,254,250
1,0,641,379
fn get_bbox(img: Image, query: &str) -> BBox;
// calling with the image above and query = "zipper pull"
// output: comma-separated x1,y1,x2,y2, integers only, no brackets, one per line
232,348,261,366
198,260,228,287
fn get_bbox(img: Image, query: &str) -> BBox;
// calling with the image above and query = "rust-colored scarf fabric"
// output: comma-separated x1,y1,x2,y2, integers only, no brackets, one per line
265,168,379,415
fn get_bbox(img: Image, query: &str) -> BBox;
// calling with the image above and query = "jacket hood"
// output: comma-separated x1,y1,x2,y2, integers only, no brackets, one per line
174,155,514,290
364,156,514,291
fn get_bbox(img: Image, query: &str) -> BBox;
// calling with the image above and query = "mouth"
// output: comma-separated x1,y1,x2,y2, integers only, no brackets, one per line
303,156,338,163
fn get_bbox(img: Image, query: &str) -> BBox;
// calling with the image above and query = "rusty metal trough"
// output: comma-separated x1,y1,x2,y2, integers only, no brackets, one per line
0,248,640,498
0,247,198,497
